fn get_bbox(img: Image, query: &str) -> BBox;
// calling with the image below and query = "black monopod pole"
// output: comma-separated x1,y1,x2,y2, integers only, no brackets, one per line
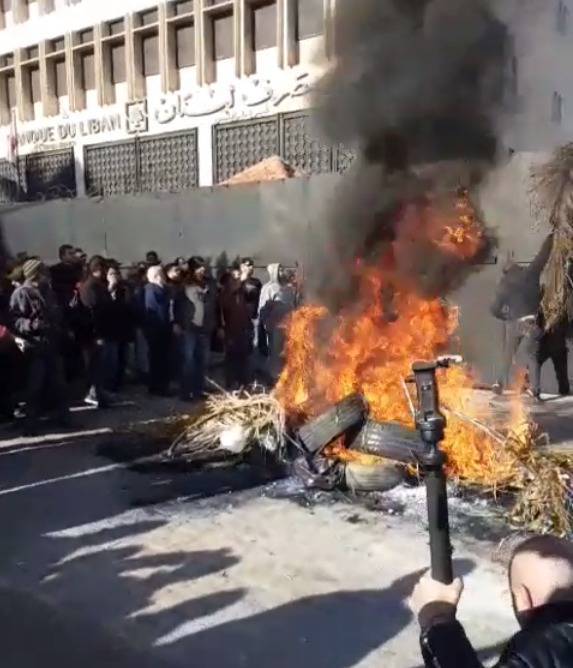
412,361,453,585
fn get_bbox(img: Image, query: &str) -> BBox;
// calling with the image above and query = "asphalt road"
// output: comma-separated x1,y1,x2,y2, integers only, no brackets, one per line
0,389,532,668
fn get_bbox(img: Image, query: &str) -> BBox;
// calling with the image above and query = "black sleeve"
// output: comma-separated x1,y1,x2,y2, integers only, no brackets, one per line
420,620,484,668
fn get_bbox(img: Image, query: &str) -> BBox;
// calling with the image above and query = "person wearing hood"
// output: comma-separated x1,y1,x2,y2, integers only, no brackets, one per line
257,263,295,383
9,258,69,429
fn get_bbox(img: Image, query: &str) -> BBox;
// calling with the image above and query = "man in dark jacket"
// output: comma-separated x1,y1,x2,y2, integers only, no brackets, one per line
410,535,573,668
50,244,84,381
79,255,114,408
10,258,69,428
143,265,171,396
219,264,254,390
172,257,216,401
50,244,82,308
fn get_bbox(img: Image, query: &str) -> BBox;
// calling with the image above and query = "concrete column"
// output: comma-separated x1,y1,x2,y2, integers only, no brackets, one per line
68,34,85,112
39,0,55,14
73,143,86,197
283,0,298,67
196,0,205,86
324,0,335,60
197,122,213,187
241,0,254,76
95,24,113,106
12,0,28,24
160,2,177,93
15,50,33,122
233,0,242,78
202,7,215,84
40,41,58,118
126,13,145,101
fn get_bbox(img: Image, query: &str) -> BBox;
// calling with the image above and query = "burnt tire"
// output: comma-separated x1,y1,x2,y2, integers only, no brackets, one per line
297,394,366,454
350,420,426,464
344,460,403,492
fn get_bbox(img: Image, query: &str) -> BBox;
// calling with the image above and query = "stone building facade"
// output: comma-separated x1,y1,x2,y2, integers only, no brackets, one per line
0,0,342,200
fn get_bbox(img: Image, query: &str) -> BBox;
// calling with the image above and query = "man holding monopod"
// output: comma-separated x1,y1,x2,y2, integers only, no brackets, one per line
408,360,573,668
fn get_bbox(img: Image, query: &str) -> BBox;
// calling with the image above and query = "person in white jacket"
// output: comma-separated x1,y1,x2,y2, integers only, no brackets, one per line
257,263,295,383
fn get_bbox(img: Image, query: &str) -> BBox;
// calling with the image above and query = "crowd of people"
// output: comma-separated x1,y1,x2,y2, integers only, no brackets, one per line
0,245,300,432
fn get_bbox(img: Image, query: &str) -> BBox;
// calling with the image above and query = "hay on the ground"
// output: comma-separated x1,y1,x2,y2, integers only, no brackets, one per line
169,390,287,462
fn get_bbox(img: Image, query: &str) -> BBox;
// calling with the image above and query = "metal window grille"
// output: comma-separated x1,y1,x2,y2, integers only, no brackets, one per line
334,144,357,173
214,116,280,182
85,139,137,197
281,111,332,174
0,158,19,203
85,129,199,196
139,131,198,192
213,112,356,182
23,148,76,199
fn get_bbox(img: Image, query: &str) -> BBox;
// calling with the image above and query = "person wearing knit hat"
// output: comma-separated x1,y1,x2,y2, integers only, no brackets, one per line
9,257,69,431
22,258,44,281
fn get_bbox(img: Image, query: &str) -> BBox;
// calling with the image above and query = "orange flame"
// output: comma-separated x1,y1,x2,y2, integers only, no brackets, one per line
277,190,517,486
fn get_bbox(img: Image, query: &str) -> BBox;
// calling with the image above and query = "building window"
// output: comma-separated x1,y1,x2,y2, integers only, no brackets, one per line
141,33,159,76
71,26,94,111
296,0,324,40
79,28,94,44
111,43,126,84
167,0,196,90
139,8,158,26
50,36,66,53
173,0,193,16
213,11,233,60
552,92,564,123
80,51,95,90
54,58,67,97
0,56,16,125
251,0,277,50
102,18,126,104
134,8,160,89
557,0,569,34
203,0,234,82
175,22,195,68
30,66,41,103
107,18,125,36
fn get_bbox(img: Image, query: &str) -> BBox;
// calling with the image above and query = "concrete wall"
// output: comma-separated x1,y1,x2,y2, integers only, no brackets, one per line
0,152,559,387
0,174,339,266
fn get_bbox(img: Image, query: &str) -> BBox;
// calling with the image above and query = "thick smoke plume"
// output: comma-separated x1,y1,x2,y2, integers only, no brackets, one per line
309,0,509,308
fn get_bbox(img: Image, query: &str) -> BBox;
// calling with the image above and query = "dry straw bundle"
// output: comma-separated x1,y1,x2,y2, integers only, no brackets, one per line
169,389,288,462
530,143,573,331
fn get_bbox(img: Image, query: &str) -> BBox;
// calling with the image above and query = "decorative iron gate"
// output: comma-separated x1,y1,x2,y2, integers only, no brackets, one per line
139,131,198,193
213,117,280,183
84,129,199,197
0,159,19,203
281,112,333,175
23,149,77,200
85,139,137,197
213,112,356,183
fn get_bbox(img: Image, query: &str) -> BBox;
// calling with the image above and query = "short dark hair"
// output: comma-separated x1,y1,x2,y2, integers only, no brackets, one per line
59,244,74,260
189,256,206,271
88,255,107,275
241,257,254,266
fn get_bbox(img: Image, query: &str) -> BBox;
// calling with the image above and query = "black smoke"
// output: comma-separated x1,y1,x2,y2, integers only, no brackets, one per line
308,0,509,308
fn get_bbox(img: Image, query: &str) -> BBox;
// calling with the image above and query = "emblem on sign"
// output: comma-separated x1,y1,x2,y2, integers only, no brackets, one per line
126,100,148,134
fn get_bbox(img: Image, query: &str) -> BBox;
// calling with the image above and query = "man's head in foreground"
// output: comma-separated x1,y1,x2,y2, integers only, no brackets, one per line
509,535,573,626
410,535,573,628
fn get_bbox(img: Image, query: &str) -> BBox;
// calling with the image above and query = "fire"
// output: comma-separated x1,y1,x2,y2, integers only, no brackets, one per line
276,190,518,487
